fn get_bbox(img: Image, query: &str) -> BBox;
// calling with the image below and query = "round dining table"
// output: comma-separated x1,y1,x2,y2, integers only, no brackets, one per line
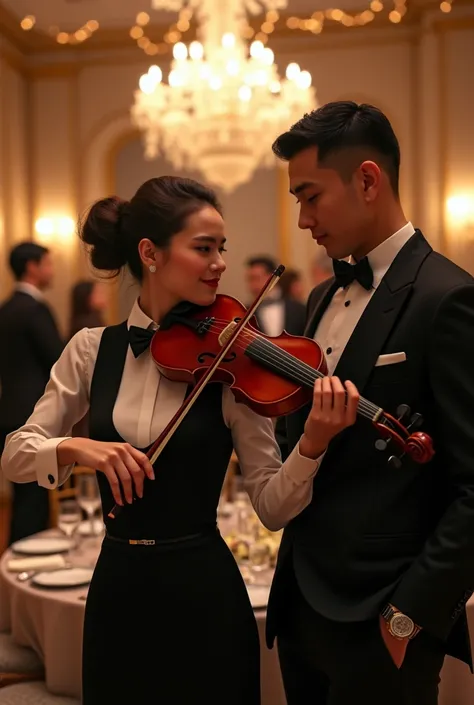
1,529,474,704
0,528,286,704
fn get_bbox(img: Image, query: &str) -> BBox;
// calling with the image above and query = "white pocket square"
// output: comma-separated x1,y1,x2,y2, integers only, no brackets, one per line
375,352,407,367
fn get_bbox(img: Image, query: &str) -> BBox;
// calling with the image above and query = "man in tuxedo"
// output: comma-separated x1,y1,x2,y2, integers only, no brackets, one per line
245,255,307,460
266,101,474,704
245,255,306,337
0,242,63,544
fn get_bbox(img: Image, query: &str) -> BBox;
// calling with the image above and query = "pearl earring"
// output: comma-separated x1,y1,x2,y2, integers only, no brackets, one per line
149,264,156,273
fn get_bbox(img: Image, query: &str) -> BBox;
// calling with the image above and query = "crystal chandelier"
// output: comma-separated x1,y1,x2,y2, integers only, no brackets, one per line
131,0,317,192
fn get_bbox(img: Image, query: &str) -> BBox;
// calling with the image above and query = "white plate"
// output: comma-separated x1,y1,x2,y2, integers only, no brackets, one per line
11,536,74,555
247,584,270,610
78,519,104,536
32,567,94,588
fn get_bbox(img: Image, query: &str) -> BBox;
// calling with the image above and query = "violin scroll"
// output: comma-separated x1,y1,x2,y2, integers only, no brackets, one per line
373,404,435,467
404,431,435,464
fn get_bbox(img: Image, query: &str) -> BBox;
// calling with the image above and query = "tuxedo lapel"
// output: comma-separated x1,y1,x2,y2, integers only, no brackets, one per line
305,279,339,338
333,230,431,393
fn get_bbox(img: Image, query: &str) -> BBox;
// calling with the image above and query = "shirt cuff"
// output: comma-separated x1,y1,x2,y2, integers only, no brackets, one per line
282,437,326,484
36,437,74,489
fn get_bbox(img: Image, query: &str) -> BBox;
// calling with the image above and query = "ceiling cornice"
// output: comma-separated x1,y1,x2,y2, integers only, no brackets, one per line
0,0,472,58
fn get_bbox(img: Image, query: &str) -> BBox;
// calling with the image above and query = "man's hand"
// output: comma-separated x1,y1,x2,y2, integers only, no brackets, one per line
379,614,409,669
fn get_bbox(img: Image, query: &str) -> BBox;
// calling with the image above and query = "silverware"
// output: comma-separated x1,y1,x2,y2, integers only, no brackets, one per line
16,562,73,582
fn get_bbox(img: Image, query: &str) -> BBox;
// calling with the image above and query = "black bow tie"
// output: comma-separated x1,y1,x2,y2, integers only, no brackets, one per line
332,257,374,291
128,325,155,358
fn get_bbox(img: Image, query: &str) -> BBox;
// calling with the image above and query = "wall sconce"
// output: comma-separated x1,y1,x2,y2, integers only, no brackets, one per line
446,195,474,229
34,216,76,243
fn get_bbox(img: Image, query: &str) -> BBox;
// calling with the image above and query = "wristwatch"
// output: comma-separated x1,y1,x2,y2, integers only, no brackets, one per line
381,604,420,640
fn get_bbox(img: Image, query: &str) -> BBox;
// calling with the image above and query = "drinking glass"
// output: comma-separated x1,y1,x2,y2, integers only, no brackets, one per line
57,499,82,549
248,540,271,574
76,474,102,536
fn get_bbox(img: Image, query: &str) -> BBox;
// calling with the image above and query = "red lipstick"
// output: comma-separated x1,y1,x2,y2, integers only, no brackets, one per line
201,278,220,288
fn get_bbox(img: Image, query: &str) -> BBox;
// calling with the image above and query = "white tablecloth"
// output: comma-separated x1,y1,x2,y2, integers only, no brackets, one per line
0,532,285,703
1,531,473,704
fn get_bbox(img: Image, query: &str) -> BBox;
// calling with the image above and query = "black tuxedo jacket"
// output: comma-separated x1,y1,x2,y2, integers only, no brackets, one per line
267,230,474,667
0,291,63,435
254,297,306,338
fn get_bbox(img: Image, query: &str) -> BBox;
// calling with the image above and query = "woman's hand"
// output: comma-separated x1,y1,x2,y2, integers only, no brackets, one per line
57,438,155,505
298,376,360,459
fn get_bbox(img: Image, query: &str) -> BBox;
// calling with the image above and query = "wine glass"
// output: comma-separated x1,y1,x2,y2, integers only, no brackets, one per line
57,499,82,550
76,474,102,536
248,540,271,575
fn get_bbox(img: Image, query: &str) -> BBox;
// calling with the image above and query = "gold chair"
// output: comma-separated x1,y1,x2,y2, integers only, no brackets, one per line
48,466,95,528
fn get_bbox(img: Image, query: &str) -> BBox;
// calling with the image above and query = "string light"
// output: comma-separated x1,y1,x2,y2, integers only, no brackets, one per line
285,5,378,32
440,0,453,11
18,1,454,49
20,15,35,31
47,19,100,45
130,7,194,56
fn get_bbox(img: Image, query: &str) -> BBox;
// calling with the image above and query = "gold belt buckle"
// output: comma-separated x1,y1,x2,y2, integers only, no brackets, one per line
129,539,156,546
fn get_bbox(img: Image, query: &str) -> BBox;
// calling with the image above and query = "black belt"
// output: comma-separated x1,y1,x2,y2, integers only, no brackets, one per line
105,530,210,547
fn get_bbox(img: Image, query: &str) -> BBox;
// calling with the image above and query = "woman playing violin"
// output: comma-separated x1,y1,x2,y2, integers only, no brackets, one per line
2,175,359,705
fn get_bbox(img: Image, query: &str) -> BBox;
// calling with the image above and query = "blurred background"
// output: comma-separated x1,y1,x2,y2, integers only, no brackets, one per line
0,0,473,537
0,2,473,701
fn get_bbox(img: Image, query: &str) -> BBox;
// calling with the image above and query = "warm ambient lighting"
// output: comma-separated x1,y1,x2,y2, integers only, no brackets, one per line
35,217,76,243
20,15,36,31
446,195,474,227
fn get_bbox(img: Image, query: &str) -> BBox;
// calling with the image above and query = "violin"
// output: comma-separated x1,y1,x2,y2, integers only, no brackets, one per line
108,265,434,519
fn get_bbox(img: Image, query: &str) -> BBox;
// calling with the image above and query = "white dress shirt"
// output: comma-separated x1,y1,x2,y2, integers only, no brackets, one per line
2,299,323,531
15,282,45,302
315,222,415,373
258,300,285,338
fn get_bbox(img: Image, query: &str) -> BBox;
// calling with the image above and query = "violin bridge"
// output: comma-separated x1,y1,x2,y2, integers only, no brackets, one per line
218,320,238,347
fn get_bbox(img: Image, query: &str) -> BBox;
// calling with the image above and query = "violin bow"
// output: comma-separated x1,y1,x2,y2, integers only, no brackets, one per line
108,264,285,519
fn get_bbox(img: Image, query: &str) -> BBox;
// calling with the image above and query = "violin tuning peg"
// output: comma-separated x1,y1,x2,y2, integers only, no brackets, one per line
396,404,411,421
388,455,403,470
375,439,389,452
408,413,423,430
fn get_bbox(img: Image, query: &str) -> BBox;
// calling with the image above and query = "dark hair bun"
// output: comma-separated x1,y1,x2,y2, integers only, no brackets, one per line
79,196,129,272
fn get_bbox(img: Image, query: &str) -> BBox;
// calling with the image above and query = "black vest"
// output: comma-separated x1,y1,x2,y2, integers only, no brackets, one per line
89,322,234,540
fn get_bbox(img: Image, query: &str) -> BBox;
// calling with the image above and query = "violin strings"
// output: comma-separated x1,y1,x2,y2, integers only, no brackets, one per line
197,319,382,422
205,319,369,406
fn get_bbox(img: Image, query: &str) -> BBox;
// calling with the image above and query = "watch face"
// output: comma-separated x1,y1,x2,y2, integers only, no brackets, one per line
390,613,415,638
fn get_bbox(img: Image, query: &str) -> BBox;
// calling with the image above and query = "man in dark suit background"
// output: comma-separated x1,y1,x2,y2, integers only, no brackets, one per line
266,101,474,704
244,255,307,337
0,242,63,544
245,255,307,460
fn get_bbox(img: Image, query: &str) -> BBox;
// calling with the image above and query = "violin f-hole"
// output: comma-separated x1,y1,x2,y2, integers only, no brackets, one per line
197,351,237,364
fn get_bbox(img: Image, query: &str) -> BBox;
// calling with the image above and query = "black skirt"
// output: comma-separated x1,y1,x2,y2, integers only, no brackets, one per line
82,530,261,705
